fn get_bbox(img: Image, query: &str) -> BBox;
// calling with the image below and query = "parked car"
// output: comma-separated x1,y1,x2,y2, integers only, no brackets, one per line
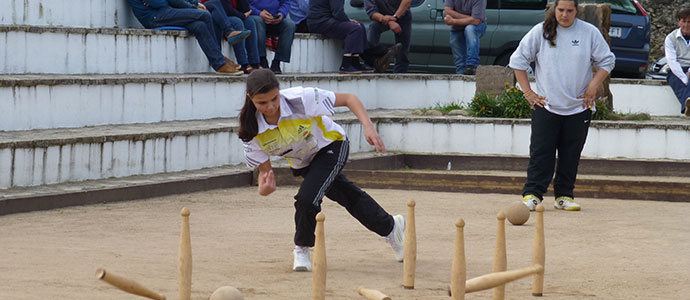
646,56,667,80
345,0,548,73
577,0,651,78
345,0,649,77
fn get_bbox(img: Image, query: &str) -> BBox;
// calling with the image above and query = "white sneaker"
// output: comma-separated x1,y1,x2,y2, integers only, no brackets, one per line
523,194,541,211
554,196,581,211
292,246,312,272
385,214,405,262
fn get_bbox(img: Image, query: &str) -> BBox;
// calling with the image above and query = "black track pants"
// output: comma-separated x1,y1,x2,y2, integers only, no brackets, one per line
522,107,592,199
291,140,394,247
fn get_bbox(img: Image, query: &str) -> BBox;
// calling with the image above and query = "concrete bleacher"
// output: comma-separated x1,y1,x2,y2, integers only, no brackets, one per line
1,0,688,206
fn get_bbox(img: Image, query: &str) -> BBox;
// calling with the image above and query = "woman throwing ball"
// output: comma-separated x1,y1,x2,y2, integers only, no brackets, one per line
238,69,405,271
509,0,615,211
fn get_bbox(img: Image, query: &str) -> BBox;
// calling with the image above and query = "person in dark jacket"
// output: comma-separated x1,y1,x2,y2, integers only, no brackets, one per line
364,0,411,73
127,0,242,74
307,0,402,73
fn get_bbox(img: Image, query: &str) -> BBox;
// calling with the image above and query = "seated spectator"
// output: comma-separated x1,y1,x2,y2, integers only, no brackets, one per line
248,0,296,74
364,0,412,73
290,0,311,33
665,8,690,116
127,0,243,75
203,0,262,73
307,0,400,73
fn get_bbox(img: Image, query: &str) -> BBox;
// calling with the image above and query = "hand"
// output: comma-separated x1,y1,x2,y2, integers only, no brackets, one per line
258,169,276,196
364,125,386,154
523,90,546,110
444,15,454,26
471,18,481,26
197,3,207,11
578,83,598,109
244,10,251,18
388,21,401,34
273,13,283,23
260,9,273,23
350,18,359,24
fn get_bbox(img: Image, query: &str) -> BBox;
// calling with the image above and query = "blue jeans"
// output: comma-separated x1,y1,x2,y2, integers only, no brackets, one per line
228,17,260,65
204,0,260,66
667,66,690,114
366,13,411,73
150,6,225,70
449,22,486,74
248,15,295,62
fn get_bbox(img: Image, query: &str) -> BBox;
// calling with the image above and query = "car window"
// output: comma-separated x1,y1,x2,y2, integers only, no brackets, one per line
500,0,547,10
487,0,498,9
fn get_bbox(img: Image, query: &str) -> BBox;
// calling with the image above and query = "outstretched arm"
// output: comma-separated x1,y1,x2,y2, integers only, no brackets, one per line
257,161,276,196
333,93,386,154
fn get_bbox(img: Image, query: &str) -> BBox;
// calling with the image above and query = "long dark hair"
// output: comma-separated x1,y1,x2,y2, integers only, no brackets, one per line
238,69,280,142
543,0,578,47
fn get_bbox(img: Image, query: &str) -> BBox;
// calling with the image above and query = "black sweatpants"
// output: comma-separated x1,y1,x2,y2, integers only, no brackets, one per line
522,107,592,200
291,140,394,247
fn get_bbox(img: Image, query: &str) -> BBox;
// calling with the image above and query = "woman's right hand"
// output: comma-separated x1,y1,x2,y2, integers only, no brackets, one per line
258,169,276,196
523,90,546,110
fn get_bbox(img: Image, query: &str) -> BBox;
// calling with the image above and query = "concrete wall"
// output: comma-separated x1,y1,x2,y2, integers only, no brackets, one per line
0,0,141,28
0,27,343,74
2,116,689,189
0,74,475,131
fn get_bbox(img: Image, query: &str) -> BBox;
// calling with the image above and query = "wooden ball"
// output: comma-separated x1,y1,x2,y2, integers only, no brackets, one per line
210,286,244,300
504,202,530,225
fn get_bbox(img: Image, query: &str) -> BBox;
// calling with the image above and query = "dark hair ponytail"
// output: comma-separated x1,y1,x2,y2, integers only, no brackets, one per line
238,69,280,142
543,0,578,47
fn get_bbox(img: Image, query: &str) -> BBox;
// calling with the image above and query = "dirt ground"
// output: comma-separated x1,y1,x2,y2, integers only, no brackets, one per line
1,186,688,300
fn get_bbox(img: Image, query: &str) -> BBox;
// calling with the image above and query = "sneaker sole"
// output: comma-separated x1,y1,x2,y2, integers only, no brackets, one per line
216,71,243,76
554,205,581,211
293,266,310,272
375,44,401,73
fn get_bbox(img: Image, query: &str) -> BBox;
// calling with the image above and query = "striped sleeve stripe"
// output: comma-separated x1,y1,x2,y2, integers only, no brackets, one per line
246,156,261,167
323,97,335,115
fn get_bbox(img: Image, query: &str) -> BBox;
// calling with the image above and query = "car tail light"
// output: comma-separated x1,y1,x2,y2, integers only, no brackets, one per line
632,0,647,16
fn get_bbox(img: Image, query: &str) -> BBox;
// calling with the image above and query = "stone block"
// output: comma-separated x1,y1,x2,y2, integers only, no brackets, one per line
475,65,515,97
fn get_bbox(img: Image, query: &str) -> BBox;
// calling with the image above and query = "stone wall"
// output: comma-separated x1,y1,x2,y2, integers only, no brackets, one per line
639,0,690,62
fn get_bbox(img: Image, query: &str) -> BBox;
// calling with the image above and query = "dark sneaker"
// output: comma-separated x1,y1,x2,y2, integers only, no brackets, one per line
270,61,282,74
374,43,402,73
259,57,269,69
355,62,374,73
339,65,362,74
463,65,477,75
240,65,254,74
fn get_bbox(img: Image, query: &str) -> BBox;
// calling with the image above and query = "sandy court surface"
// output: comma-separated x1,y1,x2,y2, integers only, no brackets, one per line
1,186,689,299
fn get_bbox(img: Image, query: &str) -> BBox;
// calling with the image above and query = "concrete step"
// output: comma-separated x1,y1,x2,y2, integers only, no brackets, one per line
0,26,342,74
3,152,688,216
1,0,140,28
0,73,472,131
1,110,689,190
0,114,378,189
